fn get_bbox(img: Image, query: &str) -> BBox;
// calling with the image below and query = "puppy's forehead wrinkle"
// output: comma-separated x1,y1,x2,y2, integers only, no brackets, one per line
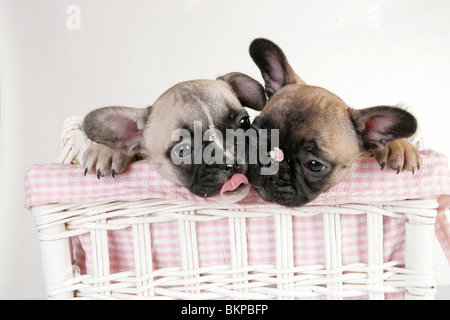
190,93,216,127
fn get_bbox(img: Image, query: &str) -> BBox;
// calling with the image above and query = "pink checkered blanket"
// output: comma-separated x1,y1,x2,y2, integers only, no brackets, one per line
25,150,450,209
25,150,450,297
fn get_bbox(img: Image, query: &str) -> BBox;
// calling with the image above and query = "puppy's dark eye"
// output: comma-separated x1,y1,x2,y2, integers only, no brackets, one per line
238,116,251,129
305,160,327,173
172,143,191,159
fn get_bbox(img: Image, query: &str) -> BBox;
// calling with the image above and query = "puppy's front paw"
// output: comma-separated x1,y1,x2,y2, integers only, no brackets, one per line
82,143,133,179
372,139,421,174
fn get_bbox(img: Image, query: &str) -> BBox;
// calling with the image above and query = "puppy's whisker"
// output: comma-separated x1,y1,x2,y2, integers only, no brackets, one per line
147,162,163,169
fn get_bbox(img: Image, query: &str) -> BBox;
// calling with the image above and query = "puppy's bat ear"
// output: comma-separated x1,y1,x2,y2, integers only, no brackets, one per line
249,38,305,98
218,72,267,111
350,106,418,151
83,106,151,155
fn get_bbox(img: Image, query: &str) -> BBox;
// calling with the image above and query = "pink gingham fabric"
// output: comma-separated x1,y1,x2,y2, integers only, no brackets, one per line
25,150,450,281
25,150,450,209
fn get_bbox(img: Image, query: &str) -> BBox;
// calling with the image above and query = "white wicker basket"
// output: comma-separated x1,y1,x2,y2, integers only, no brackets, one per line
27,116,445,300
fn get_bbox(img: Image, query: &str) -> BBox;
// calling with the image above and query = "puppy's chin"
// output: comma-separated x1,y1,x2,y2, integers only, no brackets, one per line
248,164,318,207
188,167,250,204
253,183,318,207
209,184,250,204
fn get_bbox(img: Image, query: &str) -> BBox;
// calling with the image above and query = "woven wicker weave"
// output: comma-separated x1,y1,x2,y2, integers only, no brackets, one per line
28,116,438,300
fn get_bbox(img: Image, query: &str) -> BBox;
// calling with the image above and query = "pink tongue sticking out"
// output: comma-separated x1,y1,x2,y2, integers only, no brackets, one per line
220,174,249,195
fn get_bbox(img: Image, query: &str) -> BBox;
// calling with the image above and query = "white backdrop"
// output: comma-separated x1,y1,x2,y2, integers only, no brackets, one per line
1,0,449,299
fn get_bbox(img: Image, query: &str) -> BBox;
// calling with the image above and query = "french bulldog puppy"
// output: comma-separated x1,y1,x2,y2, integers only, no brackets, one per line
83,72,266,202
247,38,420,207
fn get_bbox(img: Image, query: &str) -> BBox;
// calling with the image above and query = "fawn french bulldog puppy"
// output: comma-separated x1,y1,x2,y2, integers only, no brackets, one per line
83,72,266,202
247,38,420,207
